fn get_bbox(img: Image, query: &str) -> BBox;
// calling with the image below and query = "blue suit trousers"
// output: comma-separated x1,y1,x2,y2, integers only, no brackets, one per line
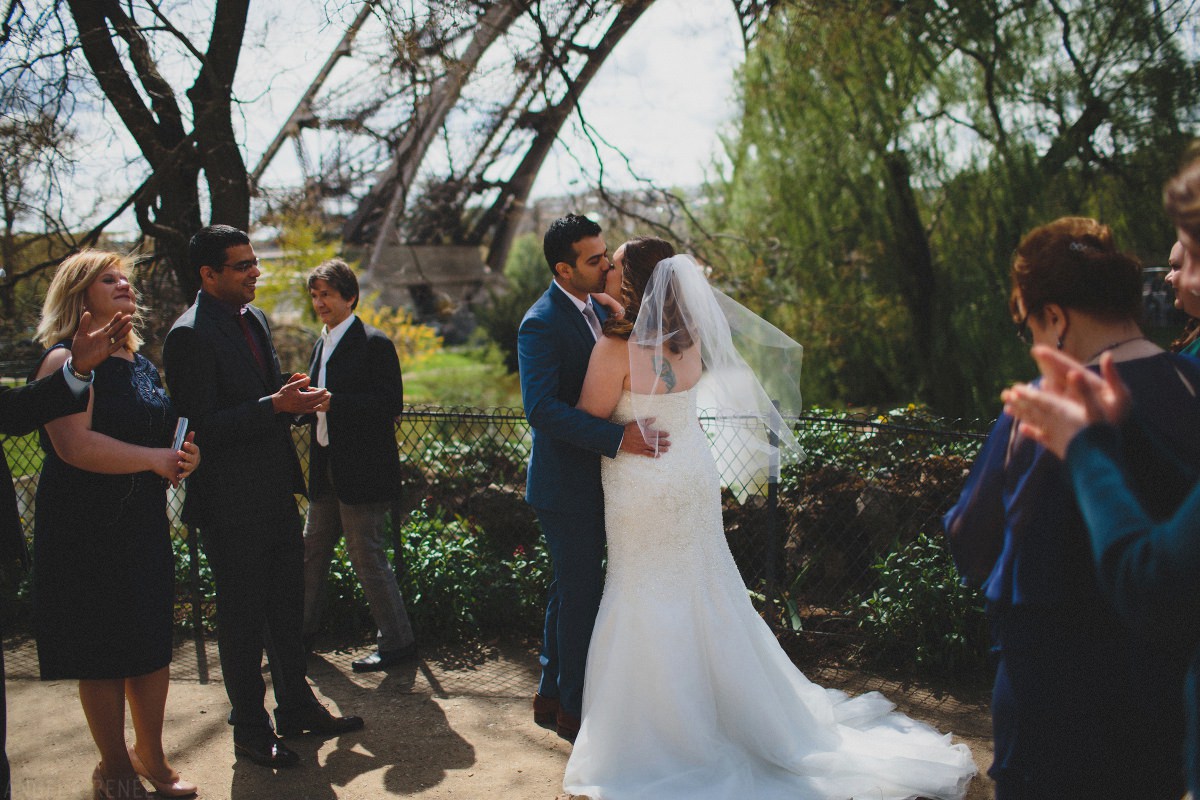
535,505,606,719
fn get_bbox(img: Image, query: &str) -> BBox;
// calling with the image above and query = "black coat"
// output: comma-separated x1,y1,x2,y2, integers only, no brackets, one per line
307,317,404,505
162,291,306,526
0,368,88,565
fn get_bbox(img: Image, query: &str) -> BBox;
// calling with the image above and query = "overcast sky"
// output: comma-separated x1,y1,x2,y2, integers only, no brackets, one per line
242,0,745,199
528,0,746,196
61,1,745,235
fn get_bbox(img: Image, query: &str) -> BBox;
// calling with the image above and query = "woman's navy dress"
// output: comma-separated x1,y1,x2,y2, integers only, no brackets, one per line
945,353,1200,799
33,345,175,680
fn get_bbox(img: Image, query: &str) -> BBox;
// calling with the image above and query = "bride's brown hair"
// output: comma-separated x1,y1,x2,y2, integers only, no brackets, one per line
602,237,693,352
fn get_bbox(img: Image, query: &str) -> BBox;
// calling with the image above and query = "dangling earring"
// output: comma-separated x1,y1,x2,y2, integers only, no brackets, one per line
1053,308,1069,351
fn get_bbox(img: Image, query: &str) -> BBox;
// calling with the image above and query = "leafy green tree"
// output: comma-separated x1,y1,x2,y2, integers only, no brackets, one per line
251,214,338,320
475,232,551,373
711,0,1200,415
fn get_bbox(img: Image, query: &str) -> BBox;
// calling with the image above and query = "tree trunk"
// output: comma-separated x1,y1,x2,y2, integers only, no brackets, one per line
881,150,969,409
68,0,251,303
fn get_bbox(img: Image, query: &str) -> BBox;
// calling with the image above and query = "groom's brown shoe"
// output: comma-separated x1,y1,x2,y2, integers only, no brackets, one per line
555,709,581,744
533,693,559,727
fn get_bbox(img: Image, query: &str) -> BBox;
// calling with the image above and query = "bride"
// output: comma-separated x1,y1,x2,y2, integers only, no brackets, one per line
565,237,976,800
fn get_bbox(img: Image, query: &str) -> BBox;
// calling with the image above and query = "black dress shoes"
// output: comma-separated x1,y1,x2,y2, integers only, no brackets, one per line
234,733,300,768
275,704,365,738
351,642,418,672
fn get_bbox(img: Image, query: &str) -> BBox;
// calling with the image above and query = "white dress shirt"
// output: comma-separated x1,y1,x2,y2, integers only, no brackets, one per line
315,313,356,447
553,281,602,341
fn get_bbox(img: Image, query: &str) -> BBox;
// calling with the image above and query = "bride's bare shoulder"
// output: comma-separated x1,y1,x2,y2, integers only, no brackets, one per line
594,334,630,358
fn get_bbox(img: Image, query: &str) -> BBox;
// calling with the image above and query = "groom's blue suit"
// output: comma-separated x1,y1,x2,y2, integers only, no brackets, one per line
519,281,624,720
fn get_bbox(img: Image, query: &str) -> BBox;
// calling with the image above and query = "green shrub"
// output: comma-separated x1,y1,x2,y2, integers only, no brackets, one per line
401,346,522,408
166,497,550,645
171,533,216,633
854,532,989,678
474,232,549,374
396,502,548,640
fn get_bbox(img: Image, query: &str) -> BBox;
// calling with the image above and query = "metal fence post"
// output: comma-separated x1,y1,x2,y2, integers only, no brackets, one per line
765,400,781,632
186,523,208,684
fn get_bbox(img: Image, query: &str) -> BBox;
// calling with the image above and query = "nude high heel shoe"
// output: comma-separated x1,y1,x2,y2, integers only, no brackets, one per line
127,748,198,798
92,764,150,800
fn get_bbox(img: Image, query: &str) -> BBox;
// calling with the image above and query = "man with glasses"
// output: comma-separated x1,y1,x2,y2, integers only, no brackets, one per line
163,225,363,769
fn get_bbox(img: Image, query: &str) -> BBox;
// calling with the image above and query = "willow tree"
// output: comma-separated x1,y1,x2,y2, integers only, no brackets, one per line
711,0,1200,415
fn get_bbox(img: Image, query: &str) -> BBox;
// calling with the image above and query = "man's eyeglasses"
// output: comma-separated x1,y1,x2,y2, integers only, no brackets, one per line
222,258,259,272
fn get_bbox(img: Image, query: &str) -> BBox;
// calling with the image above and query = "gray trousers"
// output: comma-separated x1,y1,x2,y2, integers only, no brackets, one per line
302,487,415,652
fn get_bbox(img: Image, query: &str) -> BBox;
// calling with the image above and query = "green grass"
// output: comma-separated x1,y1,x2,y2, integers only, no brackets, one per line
404,346,521,409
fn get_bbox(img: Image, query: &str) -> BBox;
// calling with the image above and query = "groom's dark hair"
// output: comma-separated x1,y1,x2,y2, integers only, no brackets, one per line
544,213,602,276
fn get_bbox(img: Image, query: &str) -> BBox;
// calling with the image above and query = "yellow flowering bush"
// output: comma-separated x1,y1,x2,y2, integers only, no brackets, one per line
356,294,442,368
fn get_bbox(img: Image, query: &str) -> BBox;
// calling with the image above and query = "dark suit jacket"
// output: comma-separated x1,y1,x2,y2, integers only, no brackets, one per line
307,317,404,505
517,282,623,513
162,291,305,527
0,368,88,565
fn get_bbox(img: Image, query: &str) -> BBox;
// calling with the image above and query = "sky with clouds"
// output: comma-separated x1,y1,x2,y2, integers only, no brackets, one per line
55,1,745,235
242,0,745,199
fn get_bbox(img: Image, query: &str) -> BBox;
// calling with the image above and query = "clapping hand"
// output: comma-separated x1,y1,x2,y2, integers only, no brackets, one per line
1032,346,1130,427
71,311,134,373
1002,347,1131,459
271,373,331,415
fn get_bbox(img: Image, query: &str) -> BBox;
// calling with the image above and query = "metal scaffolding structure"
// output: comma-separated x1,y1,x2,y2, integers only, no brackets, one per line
250,1,776,306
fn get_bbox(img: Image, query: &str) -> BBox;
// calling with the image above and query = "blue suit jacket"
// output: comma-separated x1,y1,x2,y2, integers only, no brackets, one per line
518,282,623,513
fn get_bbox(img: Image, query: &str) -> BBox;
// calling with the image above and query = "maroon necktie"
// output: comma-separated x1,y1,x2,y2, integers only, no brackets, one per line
237,310,271,377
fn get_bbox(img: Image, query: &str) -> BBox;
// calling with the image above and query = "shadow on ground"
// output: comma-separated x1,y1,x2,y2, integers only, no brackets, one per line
5,635,993,799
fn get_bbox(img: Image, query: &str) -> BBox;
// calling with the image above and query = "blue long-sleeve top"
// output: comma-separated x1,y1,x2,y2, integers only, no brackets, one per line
943,353,1200,610
1066,423,1200,793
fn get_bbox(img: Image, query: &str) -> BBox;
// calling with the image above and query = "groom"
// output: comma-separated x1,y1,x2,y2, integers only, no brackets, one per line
518,213,667,742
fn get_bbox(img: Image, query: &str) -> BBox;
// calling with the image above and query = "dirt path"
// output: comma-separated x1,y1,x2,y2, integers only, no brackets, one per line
6,638,994,799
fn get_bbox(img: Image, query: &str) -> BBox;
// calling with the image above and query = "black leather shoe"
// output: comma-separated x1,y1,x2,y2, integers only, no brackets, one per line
275,704,365,738
351,642,418,673
234,733,300,768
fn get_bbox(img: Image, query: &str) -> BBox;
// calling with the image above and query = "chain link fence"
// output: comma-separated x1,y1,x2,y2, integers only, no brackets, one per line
1,404,988,679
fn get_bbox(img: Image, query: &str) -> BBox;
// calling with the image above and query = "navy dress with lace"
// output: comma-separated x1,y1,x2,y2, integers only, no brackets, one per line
32,345,176,680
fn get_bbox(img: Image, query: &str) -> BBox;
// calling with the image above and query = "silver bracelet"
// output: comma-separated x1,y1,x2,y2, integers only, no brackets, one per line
65,357,93,383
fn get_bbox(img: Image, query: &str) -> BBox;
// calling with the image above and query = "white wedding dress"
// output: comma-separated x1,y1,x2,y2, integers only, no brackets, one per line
563,389,976,800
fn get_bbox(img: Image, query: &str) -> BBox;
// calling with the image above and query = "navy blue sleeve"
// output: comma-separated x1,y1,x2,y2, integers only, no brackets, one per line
942,415,1012,587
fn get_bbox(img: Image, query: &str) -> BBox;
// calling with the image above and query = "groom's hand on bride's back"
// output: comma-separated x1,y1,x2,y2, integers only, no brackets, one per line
620,419,671,457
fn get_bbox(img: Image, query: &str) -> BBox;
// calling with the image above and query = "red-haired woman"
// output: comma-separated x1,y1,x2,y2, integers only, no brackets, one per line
945,217,1200,799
